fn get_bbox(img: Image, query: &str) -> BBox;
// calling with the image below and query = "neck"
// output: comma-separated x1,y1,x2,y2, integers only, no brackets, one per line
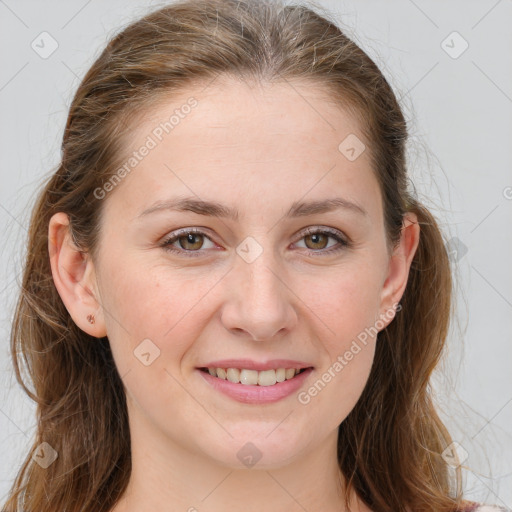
110,404,367,512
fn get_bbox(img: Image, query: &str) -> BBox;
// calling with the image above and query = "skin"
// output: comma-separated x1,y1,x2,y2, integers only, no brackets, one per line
48,76,419,512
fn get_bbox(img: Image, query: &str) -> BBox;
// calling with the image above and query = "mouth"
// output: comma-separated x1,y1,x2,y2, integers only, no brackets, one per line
196,365,314,404
198,366,312,386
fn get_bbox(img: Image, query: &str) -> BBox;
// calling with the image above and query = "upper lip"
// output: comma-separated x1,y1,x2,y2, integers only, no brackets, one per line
198,359,314,371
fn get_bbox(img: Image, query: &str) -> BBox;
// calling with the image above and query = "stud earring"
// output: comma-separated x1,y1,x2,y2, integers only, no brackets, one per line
87,314,95,324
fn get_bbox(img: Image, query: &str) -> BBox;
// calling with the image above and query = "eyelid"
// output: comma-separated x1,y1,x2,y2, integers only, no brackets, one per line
161,227,218,251
296,225,346,242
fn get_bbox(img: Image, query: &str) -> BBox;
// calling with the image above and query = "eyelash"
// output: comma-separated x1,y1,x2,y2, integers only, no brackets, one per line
160,226,350,257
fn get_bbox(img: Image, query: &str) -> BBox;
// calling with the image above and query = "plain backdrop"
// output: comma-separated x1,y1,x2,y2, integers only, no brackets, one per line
0,0,511,508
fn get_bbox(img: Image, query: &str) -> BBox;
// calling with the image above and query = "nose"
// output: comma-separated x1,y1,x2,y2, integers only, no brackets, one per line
220,250,298,341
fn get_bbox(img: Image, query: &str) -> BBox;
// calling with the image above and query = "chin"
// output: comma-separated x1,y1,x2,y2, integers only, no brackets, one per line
197,425,308,470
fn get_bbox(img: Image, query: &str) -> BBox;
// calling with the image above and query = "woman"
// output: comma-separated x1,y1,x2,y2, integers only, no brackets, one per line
2,0,509,511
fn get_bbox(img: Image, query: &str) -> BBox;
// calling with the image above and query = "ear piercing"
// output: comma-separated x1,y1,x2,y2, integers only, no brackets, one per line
87,314,95,324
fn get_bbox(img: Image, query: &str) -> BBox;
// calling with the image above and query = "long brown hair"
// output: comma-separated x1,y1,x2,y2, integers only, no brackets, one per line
2,0,474,511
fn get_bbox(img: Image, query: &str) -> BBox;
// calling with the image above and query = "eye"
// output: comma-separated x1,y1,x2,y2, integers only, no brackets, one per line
294,227,350,255
161,228,216,256
161,226,350,257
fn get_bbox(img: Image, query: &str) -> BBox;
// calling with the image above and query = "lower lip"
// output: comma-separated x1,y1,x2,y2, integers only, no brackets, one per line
196,368,314,404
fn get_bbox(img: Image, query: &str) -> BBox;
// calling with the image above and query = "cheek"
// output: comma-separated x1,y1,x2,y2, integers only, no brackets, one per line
99,264,210,421
297,260,382,403
100,261,221,367
303,259,384,343
298,275,378,428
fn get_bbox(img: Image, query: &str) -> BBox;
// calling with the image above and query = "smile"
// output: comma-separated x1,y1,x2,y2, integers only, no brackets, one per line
196,366,314,404
199,367,309,386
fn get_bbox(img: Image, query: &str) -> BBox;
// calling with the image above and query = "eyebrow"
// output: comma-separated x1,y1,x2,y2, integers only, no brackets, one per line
138,196,368,220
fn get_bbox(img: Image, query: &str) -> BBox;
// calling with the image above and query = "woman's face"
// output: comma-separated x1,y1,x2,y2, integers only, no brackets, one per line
85,77,415,469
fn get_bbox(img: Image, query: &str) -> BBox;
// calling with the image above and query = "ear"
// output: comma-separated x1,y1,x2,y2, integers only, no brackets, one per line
48,212,107,338
377,212,420,327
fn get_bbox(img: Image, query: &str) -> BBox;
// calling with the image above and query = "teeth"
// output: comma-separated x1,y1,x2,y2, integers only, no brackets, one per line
240,369,258,385
207,367,305,385
226,368,240,383
258,369,276,386
285,368,296,379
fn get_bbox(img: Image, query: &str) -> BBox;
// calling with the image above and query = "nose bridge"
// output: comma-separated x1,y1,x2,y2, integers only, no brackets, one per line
236,234,281,292
241,250,282,304
221,237,296,339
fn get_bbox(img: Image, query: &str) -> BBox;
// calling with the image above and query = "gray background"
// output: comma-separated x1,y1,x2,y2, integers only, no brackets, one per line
1,0,511,507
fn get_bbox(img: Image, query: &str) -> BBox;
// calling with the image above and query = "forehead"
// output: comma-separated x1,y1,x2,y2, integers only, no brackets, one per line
103,76,381,223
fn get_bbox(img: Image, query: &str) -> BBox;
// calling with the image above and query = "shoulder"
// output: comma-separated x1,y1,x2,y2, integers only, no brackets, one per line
468,505,512,512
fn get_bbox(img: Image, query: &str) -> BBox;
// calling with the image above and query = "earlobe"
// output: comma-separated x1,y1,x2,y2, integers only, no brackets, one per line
48,212,107,338
378,212,420,327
